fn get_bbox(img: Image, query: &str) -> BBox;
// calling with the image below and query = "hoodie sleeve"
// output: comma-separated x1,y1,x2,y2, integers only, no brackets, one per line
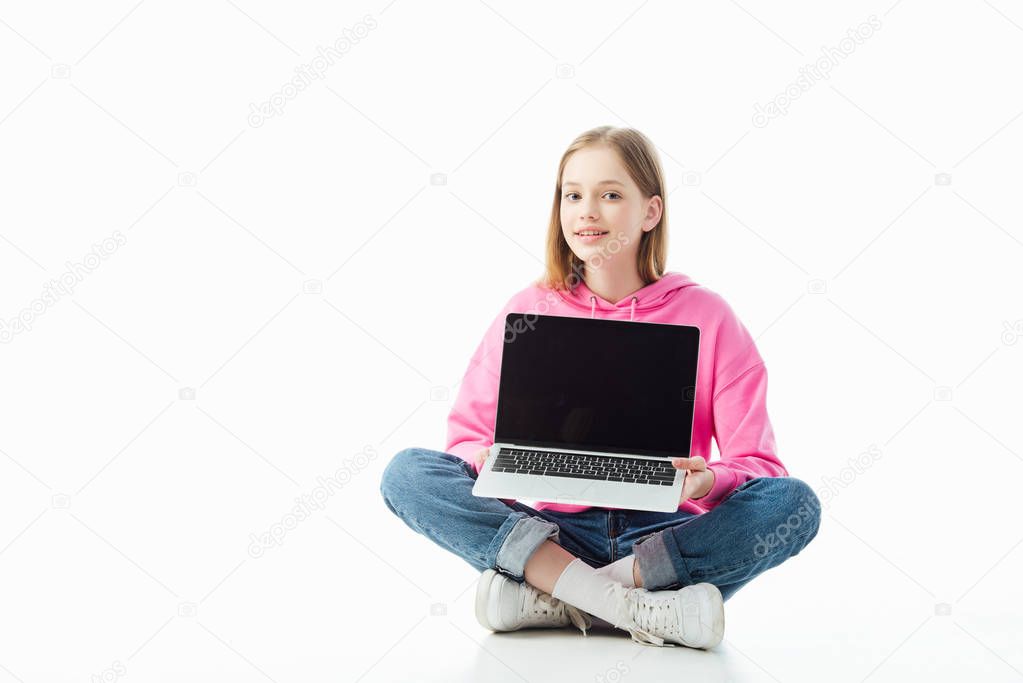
444,301,512,474
695,299,788,509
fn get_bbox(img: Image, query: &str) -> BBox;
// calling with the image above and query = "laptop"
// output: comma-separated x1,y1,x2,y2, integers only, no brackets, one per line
472,312,700,513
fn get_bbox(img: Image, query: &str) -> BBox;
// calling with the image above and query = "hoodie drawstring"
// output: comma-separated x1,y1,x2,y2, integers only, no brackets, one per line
590,294,639,321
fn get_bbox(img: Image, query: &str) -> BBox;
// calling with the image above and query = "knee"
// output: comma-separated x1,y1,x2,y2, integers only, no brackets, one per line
785,478,821,542
380,447,427,508
752,476,821,548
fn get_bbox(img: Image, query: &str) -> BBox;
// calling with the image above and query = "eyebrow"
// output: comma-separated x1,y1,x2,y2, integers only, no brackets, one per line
562,180,625,187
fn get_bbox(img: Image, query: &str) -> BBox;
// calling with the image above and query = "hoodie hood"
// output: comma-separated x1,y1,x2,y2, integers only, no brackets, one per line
554,272,700,321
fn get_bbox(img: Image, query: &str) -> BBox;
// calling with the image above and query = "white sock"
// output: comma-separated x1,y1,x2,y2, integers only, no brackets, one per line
593,555,637,588
551,558,631,629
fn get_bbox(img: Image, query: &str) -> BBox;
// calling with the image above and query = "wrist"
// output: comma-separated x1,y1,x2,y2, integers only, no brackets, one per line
692,469,715,500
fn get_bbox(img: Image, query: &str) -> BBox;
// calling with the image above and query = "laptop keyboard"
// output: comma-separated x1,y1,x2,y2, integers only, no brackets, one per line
491,448,678,486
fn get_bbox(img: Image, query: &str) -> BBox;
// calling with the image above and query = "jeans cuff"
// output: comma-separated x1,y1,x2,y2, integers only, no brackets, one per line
633,530,696,590
490,513,560,582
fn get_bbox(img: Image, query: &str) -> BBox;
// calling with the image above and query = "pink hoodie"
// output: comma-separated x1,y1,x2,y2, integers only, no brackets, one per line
445,272,788,515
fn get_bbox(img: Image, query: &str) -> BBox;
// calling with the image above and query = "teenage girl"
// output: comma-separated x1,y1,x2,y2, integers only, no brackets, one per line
380,126,821,648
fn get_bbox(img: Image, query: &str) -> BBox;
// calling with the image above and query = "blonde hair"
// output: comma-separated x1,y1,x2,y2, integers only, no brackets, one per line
534,126,669,292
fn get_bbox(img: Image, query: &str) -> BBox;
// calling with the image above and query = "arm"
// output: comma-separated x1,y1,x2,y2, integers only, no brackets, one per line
700,361,788,508
445,305,509,473
696,292,788,508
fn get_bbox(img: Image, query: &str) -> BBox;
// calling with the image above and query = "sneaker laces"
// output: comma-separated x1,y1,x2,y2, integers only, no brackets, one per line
610,584,673,648
528,588,593,635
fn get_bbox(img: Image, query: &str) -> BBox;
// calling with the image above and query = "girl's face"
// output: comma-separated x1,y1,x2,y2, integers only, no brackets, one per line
559,145,659,265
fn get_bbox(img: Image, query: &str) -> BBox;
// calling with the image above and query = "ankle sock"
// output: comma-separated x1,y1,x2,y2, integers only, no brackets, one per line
551,558,631,628
593,555,637,588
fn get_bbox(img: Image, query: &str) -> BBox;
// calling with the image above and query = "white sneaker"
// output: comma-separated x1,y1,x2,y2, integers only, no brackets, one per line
475,569,592,634
610,582,725,649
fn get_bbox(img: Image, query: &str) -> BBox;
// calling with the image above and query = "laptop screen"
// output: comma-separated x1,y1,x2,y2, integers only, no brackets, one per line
494,313,700,459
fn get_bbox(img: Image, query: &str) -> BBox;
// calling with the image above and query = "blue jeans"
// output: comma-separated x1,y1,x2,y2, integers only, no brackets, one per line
379,448,821,601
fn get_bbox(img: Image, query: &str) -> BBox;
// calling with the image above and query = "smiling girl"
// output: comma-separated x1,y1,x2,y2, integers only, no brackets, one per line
380,126,821,648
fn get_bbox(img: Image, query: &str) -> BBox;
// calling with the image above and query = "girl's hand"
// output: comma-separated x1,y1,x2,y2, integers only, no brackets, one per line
671,455,715,506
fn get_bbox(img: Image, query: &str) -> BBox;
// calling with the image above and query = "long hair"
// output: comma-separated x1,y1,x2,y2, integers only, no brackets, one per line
534,126,668,292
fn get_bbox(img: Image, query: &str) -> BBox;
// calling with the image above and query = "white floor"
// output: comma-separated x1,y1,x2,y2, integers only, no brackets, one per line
356,513,1023,683
3,446,1021,682
1,397,1021,683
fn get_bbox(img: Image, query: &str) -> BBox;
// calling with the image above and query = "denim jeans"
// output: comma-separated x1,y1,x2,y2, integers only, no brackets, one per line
379,448,821,601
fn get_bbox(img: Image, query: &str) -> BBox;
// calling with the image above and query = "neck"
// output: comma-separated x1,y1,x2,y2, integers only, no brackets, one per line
583,263,646,305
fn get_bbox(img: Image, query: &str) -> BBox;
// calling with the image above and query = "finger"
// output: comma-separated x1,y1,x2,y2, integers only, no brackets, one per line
674,456,707,470
671,457,706,470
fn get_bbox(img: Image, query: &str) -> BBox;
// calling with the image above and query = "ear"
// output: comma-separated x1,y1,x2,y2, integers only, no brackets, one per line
643,195,663,232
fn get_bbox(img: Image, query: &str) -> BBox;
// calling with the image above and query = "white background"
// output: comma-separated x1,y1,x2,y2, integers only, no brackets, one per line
1,1,1021,681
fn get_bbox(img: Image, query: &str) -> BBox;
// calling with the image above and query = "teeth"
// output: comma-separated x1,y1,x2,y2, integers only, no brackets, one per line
578,231,606,236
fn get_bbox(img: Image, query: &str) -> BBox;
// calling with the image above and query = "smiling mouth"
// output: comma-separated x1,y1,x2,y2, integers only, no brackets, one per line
575,231,609,236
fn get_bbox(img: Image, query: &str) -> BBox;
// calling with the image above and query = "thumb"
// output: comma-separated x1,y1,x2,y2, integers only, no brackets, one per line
672,456,707,470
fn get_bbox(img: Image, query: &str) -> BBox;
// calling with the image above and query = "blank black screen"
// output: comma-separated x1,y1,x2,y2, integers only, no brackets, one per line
494,313,700,459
